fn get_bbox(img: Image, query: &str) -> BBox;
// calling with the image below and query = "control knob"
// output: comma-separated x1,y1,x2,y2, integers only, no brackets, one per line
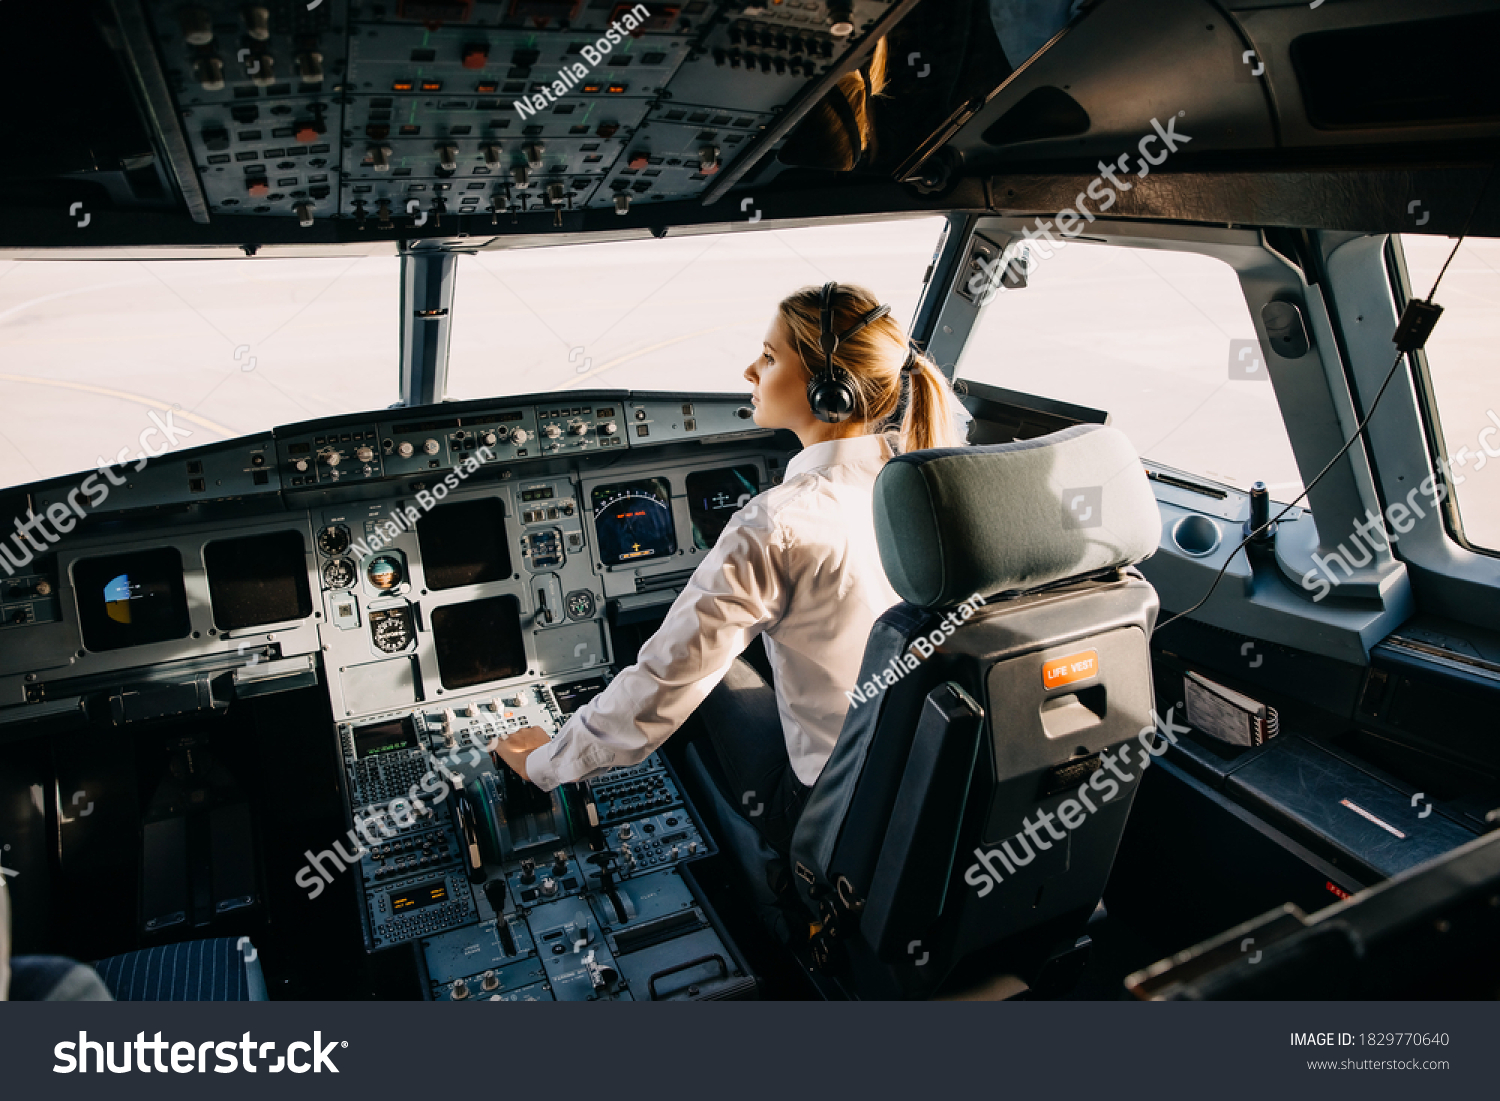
480,430,497,446
508,427,530,446
552,850,569,876
292,458,309,472
322,451,340,467
618,823,633,841
569,422,589,437
480,970,499,992
542,424,562,440
451,978,470,1000
422,438,440,455
397,441,414,458
519,858,536,885
355,446,374,462
539,876,558,897
601,421,618,436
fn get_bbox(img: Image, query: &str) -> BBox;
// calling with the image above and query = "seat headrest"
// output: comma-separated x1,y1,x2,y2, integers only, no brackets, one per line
873,424,1160,607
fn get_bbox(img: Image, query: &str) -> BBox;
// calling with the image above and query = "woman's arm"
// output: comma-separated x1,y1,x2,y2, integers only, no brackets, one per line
500,499,792,789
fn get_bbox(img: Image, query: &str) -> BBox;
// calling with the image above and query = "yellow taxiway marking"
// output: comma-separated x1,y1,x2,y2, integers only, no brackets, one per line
0,374,234,437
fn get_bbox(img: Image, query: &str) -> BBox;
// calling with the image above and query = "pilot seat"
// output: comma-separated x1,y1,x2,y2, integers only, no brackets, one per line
679,424,1163,999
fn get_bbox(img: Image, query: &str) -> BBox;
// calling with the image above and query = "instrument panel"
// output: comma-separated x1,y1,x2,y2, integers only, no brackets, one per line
0,392,777,719
0,390,779,1000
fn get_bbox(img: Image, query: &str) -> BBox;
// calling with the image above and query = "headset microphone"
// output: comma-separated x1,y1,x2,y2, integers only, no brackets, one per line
806,281,892,423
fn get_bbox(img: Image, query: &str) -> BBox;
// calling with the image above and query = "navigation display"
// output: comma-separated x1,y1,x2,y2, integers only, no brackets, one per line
591,478,676,566
204,529,314,630
686,465,760,550
74,547,192,652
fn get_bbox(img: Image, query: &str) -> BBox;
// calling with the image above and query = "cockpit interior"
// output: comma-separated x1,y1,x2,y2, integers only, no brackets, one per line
1,0,1498,1003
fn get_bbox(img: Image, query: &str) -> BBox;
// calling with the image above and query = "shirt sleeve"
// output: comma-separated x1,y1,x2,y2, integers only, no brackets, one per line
526,499,791,791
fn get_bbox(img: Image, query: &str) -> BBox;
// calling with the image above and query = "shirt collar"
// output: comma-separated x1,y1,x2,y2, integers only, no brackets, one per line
785,434,892,480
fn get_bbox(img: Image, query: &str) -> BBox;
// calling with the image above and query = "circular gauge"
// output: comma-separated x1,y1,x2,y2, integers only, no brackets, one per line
370,607,414,653
367,554,403,591
322,557,356,589
318,524,351,556
565,589,596,620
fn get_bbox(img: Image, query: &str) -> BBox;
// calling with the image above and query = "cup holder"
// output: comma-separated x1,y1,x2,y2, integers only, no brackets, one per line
1171,514,1222,557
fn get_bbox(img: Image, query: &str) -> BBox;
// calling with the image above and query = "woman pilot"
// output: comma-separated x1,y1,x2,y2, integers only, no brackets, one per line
493,283,968,853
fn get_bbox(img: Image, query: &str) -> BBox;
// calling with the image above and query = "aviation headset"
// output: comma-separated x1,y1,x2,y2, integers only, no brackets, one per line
805,281,920,423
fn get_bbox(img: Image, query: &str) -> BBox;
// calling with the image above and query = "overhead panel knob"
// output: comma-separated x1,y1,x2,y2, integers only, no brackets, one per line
422,438,441,455
601,421,618,435
397,441,415,458
195,56,225,90
436,144,459,172
542,424,562,440
244,5,271,40
511,164,529,188
569,423,588,436
355,446,374,462
248,53,275,87
483,144,502,166
297,50,324,83
480,431,497,446
369,144,392,171
179,6,214,45
508,428,530,445
322,450,340,466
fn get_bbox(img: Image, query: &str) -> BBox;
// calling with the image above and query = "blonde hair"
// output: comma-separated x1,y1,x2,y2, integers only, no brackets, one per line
781,39,888,171
776,282,968,453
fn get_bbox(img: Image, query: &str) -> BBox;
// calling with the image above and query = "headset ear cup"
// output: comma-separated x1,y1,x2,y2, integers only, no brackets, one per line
807,366,856,423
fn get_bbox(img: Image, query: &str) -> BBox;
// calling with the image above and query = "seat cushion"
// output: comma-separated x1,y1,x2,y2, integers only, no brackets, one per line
94,937,267,1001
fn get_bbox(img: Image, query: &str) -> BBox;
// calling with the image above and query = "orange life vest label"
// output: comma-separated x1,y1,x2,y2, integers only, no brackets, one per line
1042,649,1099,689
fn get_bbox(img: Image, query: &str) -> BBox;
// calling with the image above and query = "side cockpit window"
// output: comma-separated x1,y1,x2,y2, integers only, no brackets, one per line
955,241,1303,500
1396,234,1500,555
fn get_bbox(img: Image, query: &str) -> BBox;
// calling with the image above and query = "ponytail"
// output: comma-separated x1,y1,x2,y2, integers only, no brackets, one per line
896,351,967,453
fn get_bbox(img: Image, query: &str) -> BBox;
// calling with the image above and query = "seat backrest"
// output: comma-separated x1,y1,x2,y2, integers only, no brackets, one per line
790,424,1162,997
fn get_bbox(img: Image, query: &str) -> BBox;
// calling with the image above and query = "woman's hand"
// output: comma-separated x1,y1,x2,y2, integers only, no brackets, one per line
488,725,552,783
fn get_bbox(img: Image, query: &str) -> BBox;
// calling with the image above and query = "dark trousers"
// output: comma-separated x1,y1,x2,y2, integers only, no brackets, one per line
690,658,812,854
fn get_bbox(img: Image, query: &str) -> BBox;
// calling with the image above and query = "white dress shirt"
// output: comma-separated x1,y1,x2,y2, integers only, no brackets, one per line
527,434,902,791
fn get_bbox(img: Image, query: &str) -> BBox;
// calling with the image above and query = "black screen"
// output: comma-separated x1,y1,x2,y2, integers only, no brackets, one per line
686,466,760,550
204,530,313,630
354,716,417,759
74,547,192,652
591,478,676,566
554,677,607,716
416,497,511,590
431,594,526,690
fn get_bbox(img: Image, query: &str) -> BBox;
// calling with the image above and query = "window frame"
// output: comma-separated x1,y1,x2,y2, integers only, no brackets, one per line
1384,233,1499,560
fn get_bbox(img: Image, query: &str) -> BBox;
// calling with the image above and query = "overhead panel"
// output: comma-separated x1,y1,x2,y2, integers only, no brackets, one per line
128,0,900,227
